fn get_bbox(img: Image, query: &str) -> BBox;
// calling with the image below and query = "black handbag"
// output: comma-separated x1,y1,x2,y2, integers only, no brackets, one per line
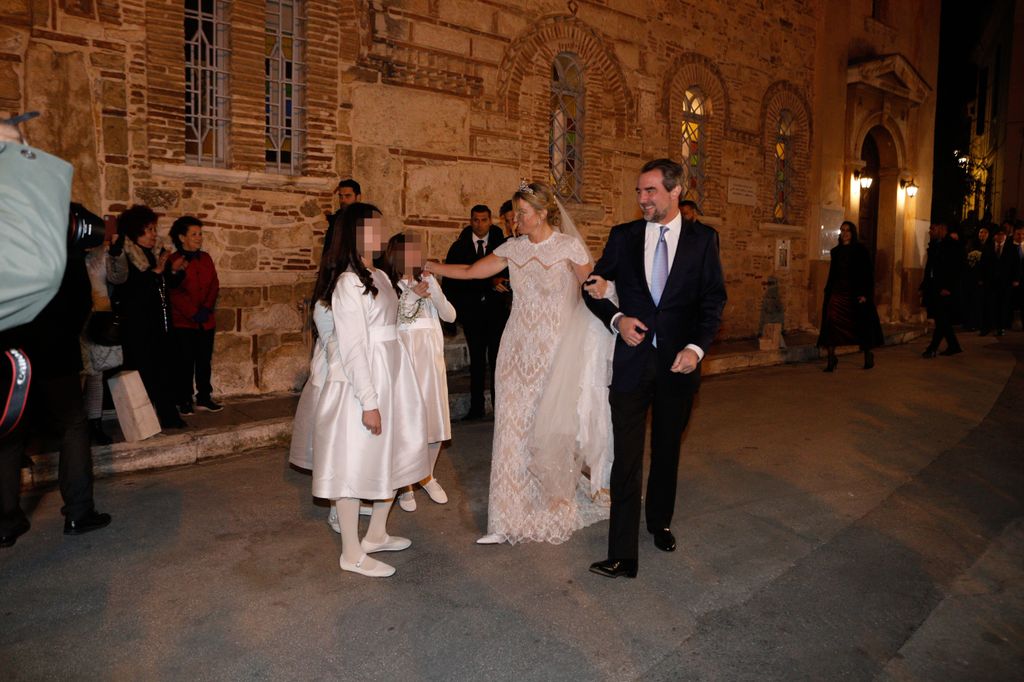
86,310,122,346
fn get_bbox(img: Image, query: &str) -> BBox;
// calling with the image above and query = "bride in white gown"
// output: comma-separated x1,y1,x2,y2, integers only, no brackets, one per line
426,181,614,545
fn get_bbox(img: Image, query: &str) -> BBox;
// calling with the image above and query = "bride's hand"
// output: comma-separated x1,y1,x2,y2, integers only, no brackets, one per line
411,279,430,298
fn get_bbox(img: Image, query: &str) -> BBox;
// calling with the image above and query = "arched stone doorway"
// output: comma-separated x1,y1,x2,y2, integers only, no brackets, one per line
858,125,900,319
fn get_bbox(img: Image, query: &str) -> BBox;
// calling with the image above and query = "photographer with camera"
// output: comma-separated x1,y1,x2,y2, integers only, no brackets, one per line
0,113,112,548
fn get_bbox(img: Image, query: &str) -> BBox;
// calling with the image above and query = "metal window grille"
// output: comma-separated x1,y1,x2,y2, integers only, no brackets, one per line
184,0,231,166
773,109,794,222
265,0,306,173
550,52,584,202
680,88,706,207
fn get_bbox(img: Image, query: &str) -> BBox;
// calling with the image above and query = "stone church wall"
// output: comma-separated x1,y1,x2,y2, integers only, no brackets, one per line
2,0,823,395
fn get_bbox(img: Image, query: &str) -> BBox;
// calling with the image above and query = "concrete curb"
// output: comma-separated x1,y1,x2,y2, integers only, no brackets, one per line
23,415,293,489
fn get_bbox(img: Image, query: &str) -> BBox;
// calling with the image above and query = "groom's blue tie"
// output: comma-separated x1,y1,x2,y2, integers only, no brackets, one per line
651,225,669,306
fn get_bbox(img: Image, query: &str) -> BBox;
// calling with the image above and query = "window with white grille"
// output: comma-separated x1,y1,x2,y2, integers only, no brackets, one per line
265,0,306,173
184,0,230,166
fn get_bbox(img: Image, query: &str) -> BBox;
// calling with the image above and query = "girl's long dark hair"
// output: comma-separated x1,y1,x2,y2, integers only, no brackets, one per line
376,232,413,297
313,202,381,310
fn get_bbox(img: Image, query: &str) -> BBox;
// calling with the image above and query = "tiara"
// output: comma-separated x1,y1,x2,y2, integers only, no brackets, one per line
517,179,535,196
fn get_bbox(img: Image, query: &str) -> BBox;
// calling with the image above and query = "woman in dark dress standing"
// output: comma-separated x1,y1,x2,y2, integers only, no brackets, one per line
817,221,884,372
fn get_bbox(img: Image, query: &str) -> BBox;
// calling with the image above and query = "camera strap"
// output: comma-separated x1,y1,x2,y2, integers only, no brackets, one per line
1,349,32,438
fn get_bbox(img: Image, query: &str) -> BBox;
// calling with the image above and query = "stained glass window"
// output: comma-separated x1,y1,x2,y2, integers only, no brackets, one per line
550,52,584,202
680,88,706,207
265,0,306,173
184,0,230,166
773,109,794,222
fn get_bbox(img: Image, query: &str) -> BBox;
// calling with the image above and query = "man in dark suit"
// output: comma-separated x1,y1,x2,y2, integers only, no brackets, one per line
920,222,964,357
583,159,727,578
442,205,510,419
322,178,361,257
982,230,1022,336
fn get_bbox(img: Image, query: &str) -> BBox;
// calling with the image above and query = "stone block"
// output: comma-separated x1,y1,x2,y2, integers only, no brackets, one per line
102,116,128,155
259,342,308,392
212,333,254,395
349,83,470,156
412,22,471,55
437,0,495,33
0,63,19,108
100,79,126,110
218,286,262,307
105,165,128,200
229,247,258,270
262,223,310,250
244,303,303,333
758,322,786,350
405,162,519,218
223,229,260,247
353,145,404,221
214,307,236,332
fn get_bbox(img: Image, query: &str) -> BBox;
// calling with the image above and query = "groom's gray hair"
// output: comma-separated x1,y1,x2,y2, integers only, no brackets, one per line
640,158,684,192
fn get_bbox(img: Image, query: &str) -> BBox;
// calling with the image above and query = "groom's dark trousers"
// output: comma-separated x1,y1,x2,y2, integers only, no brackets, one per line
585,218,726,561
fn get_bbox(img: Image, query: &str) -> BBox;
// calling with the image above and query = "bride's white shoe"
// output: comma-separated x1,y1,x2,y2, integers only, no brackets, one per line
475,533,506,545
339,552,395,577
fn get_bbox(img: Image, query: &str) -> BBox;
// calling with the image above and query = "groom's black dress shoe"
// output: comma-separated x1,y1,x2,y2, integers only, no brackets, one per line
64,510,111,536
589,558,638,578
0,519,30,548
652,528,676,552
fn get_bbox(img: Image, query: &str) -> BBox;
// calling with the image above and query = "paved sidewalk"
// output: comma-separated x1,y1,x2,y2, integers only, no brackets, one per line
2,331,1021,680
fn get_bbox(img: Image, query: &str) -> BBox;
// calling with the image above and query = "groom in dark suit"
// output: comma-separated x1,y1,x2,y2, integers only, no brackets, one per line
583,159,727,578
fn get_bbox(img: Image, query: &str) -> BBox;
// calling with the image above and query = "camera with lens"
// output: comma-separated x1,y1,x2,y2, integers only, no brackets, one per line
68,202,106,252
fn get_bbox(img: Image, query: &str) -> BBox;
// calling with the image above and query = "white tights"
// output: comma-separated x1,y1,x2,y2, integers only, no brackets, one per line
336,497,393,564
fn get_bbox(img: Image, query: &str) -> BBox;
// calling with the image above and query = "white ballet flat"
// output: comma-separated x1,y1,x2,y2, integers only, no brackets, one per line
361,534,412,553
327,507,341,534
339,553,395,578
398,491,417,512
422,479,448,504
475,533,506,545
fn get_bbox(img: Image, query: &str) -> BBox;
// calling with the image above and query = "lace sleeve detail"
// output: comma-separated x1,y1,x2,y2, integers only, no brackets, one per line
565,234,592,266
492,237,518,259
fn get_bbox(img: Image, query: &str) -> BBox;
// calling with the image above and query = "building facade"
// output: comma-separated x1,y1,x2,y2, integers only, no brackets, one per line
0,0,940,395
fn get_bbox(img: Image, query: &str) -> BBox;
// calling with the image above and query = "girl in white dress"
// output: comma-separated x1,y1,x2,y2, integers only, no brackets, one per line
425,182,612,545
379,232,457,512
311,203,429,577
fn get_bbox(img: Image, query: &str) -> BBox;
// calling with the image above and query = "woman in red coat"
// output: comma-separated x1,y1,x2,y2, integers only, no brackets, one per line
167,216,222,414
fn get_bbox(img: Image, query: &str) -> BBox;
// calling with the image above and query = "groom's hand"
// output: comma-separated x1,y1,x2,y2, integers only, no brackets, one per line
583,274,609,299
671,348,699,374
616,316,647,346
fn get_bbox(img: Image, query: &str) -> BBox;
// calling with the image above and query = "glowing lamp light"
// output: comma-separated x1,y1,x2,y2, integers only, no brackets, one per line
901,179,919,198
859,174,873,190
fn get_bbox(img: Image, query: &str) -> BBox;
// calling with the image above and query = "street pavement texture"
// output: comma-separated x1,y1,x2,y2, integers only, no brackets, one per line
1,334,1022,681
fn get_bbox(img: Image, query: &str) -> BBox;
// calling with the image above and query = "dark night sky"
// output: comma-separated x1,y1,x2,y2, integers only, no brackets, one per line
931,0,997,223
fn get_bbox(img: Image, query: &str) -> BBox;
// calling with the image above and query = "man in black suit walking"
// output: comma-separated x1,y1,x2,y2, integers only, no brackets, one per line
583,159,727,578
920,222,964,357
983,230,1022,336
442,205,510,419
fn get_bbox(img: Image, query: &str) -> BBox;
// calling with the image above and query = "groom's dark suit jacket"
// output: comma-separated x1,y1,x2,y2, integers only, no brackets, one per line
584,218,727,393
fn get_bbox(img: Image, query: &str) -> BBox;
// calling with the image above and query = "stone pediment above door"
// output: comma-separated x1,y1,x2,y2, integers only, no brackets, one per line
847,54,931,104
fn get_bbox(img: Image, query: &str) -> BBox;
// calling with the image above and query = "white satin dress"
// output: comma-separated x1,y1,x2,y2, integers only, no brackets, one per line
288,301,334,471
397,274,456,444
311,269,429,500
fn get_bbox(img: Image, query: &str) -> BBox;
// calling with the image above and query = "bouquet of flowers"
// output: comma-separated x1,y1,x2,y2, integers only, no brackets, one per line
967,249,982,268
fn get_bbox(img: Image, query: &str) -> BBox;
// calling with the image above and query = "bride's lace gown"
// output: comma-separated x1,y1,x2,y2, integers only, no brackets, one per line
487,232,610,544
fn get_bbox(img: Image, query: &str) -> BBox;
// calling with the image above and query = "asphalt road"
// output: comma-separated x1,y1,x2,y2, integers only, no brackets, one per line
2,333,1022,681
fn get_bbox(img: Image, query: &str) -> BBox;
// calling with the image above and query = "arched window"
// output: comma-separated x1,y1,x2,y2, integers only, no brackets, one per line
550,52,584,202
773,109,794,222
680,87,706,206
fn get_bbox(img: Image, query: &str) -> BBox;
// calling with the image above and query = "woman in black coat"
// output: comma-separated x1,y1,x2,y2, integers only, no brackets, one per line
817,221,885,371
111,205,187,428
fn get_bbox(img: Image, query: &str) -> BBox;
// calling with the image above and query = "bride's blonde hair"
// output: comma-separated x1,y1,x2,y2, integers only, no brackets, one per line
513,181,560,227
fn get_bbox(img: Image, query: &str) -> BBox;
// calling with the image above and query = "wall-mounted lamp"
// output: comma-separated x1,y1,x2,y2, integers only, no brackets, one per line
854,169,873,190
900,179,919,197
